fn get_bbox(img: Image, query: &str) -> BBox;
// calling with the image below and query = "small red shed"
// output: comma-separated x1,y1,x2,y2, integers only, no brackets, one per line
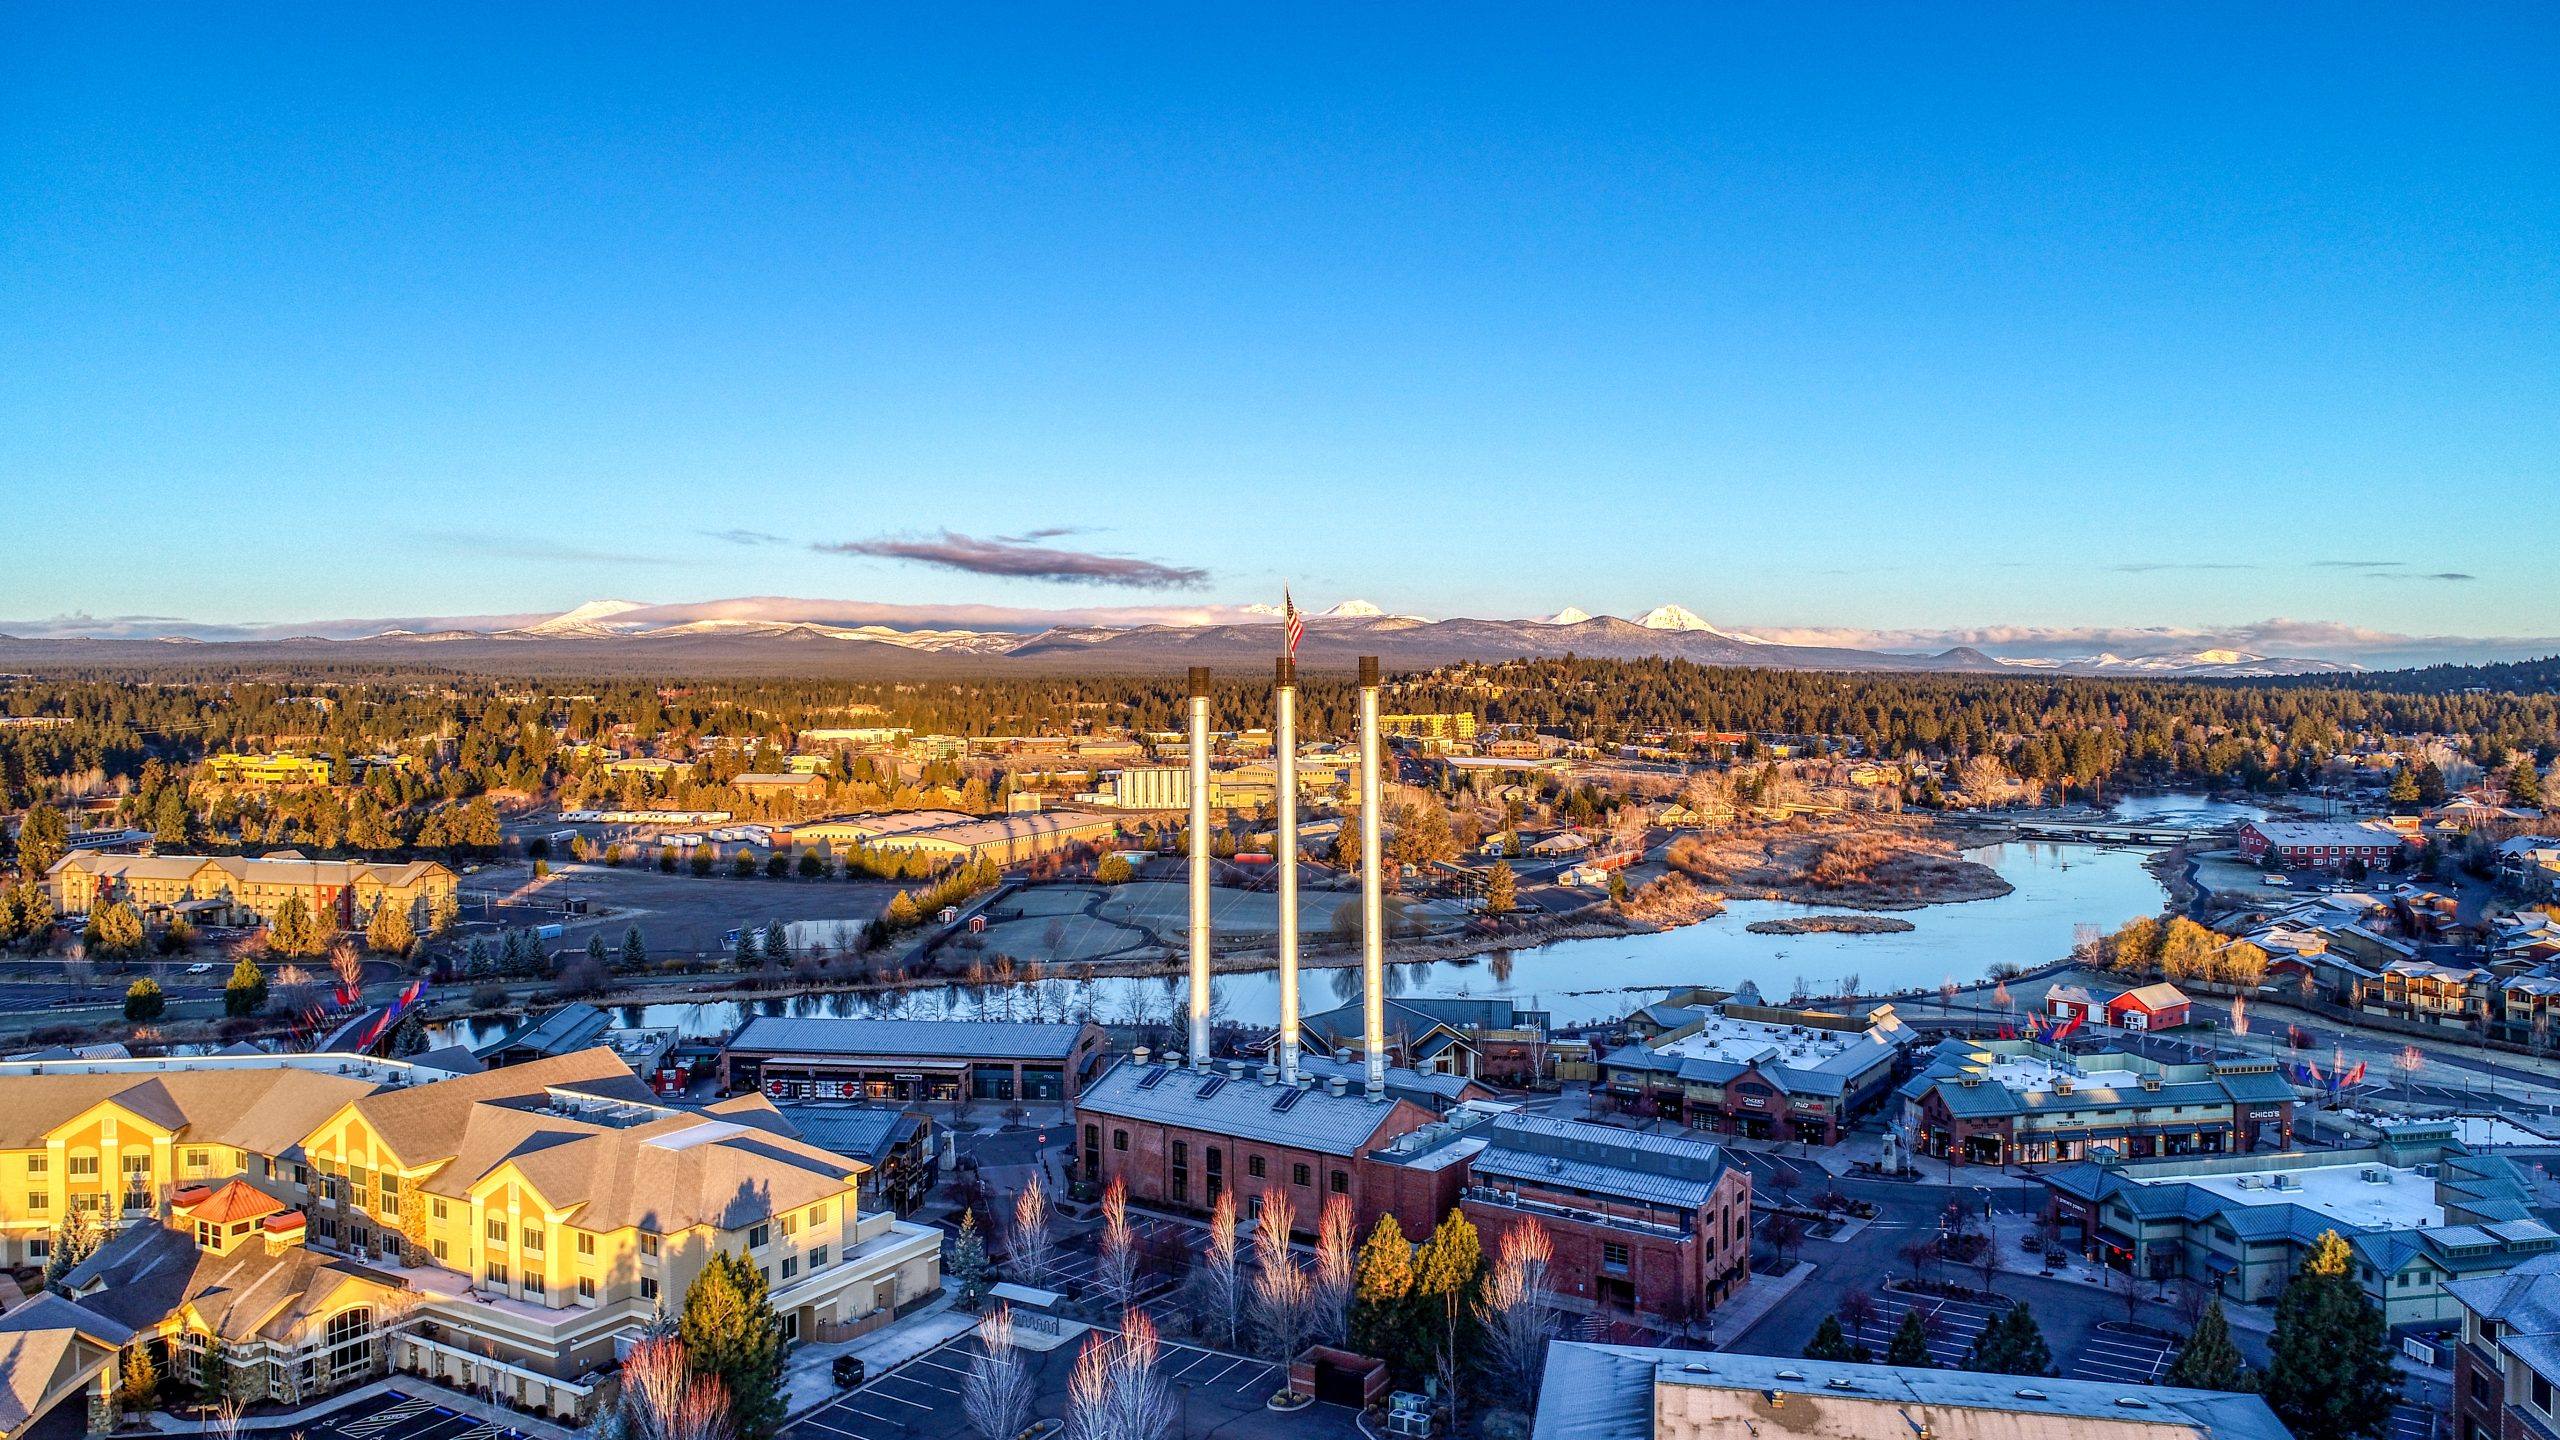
2106,982,2192,1032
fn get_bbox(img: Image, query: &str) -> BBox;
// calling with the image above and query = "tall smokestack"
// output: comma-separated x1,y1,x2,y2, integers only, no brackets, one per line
1187,666,1213,1069
1274,657,1301,1085
1358,655,1386,1100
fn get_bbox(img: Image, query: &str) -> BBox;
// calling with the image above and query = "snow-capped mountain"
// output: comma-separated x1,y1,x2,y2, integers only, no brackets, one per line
1545,606,1593,625
519,599,651,637
1634,605,1765,644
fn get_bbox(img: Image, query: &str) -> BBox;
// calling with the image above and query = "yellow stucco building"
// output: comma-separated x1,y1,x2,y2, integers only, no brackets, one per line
0,1050,941,1433
45,852,456,931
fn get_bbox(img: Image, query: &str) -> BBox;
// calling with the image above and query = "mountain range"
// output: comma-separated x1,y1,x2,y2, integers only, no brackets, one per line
0,596,2369,678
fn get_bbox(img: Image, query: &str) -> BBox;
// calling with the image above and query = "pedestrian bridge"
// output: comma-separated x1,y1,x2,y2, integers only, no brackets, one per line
2009,819,2229,845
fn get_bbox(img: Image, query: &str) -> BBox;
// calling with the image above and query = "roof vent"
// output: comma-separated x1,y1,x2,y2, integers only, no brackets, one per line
1775,1370,1805,1382
2114,1397,2150,1409
2014,1388,2048,1400
1825,1377,1859,1391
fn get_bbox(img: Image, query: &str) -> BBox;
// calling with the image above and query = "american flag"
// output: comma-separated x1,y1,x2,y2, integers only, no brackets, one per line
1283,586,1303,658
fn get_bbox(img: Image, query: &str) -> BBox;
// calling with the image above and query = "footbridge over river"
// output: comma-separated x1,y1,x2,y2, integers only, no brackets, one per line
2009,818,2232,845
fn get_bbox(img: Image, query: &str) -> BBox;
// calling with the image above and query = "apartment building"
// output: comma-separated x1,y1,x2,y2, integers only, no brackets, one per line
2450,1252,2560,1440
0,1050,940,1430
45,851,456,931
202,753,334,787
1598,1000,1915,1145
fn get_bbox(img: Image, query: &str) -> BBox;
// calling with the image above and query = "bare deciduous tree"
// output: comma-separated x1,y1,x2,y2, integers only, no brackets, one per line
1106,1310,1180,1440
1246,1193,1313,1361
330,938,365,994
1476,1220,1556,1408
1311,1193,1356,1346
1009,1172,1054,1291
620,1330,733,1440
1184,1190,1244,1350
963,1305,1037,1440
1094,1178,1139,1313
1063,1333,1115,1440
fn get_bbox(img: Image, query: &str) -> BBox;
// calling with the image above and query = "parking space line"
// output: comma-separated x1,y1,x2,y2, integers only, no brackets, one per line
860,1387,937,1412
913,1357,977,1380
793,1412,876,1440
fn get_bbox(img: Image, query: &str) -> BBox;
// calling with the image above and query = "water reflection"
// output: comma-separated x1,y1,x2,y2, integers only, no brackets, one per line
425,796,2267,1047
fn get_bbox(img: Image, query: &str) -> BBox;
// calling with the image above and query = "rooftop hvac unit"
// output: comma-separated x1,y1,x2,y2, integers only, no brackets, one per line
2362,1168,2388,1183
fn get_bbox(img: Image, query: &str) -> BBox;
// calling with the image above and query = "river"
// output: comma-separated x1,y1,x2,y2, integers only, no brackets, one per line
424,794,2266,1044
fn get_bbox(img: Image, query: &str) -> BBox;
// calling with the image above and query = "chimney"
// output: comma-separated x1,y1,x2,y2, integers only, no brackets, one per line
1187,666,1213,1069
1274,656,1301,1085
1359,655,1387,1101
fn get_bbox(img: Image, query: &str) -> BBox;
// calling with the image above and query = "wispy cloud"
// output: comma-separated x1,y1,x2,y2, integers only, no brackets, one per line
702,529,792,547
2110,562,2259,574
815,530,1209,590
2372,571,2477,583
2311,559,2406,571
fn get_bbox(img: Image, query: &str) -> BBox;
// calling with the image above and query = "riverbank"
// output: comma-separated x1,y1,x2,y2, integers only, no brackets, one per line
1661,818,2014,911
1746,914,1917,936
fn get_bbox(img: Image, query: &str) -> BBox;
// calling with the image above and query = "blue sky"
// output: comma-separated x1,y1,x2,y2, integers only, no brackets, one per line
3,4,2554,645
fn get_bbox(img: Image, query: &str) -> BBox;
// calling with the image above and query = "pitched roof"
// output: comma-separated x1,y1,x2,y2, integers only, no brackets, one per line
1466,1115,1731,1210
0,1065,382,1154
183,1178,290,1224
1077,1058,1416,1157
350,1046,646,1167
727,1017,1094,1062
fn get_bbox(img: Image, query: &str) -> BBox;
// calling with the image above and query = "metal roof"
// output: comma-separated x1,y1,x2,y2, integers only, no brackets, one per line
727,1016,1093,1061
1469,1115,1729,1210
1531,1344,2294,1440
1076,1059,1410,1157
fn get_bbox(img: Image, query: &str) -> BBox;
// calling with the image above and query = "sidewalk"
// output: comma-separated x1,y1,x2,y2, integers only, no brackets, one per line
138,1379,578,1440
781,1288,981,1419
1713,1260,1815,1349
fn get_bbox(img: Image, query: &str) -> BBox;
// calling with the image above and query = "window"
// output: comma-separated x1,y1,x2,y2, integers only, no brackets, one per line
1248,1156,1266,1179
26,1239,46,1260
486,1218,508,1243
28,1192,48,1213
810,1245,829,1269
433,1240,449,1261
640,1277,660,1301
185,1148,209,1170
379,1190,399,1218
1083,1124,1101,1174
578,1233,595,1256
1330,1171,1349,1195
578,1276,597,1301
1291,1163,1310,1187
24,1155,46,1175
2533,1374,2553,1417
749,1224,770,1249
1602,1241,1631,1270
522,1227,544,1253
523,1274,545,1298
641,1234,662,1257
808,1204,825,1226
68,1155,99,1178
781,1215,799,1238
782,1256,799,1280
433,1198,448,1220
1113,1130,1129,1152
488,1262,510,1285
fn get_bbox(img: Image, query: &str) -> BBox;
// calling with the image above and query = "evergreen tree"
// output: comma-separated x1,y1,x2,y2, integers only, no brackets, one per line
268,894,325,956
1349,1214,1417,1362
223,954,268,1017
1962,1303,2051,1376
2386,768,2421,807
1413,1209,1484,1382
2261,1232,2395,1440
733,927,760,968
679,1249,787,1440
586,934,609,969
622,925,648,969
120,1340,160,1412
884,891,921,928
16,805,68,878
43,1206,102,1289
950,1209,993,1308
85,901,146,959
1803,1315,1859,1362
1483,862,1516,914
2509,756,2544,807
426,889,461,937
2166,1299,2252,1392
124,977,166,1022
1885,1308,1936,1368
365,900,417,958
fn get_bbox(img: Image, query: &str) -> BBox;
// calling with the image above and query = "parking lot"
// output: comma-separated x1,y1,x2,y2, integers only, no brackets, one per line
2063,1322,2176,1385
1849,1289,1994,1368
2388,1402,2441,1440
789,1329,1348,1440
1045,1214,1195,1296
300,1392,534,1440
460,861,901,956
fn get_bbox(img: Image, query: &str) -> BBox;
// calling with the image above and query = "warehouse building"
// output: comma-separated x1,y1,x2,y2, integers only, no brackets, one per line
721,1017,1110,1104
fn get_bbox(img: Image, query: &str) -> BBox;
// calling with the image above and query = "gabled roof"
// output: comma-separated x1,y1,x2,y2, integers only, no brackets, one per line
727,1017,1094,1062
0,1065,382,1154
1077,1058,1419,1157
184,1178,290,1224
348,1046,645,1167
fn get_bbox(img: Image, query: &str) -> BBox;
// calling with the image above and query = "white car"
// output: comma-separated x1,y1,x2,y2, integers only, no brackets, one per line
186,962,214,974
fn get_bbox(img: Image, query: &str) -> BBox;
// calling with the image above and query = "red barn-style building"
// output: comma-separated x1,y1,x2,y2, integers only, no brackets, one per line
2105,983,2193,1032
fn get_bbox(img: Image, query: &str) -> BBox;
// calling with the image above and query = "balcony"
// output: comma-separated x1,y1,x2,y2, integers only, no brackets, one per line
1462,1186,1689,1241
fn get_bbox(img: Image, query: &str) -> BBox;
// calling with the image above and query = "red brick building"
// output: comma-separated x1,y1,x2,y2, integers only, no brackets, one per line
2237,819,2413,871
1365,1112,1754,1324
2449,1252,2560,1440
1074,1059,1439,1234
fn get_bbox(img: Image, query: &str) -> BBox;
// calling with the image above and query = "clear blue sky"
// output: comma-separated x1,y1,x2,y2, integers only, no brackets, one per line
3,4,2553,638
